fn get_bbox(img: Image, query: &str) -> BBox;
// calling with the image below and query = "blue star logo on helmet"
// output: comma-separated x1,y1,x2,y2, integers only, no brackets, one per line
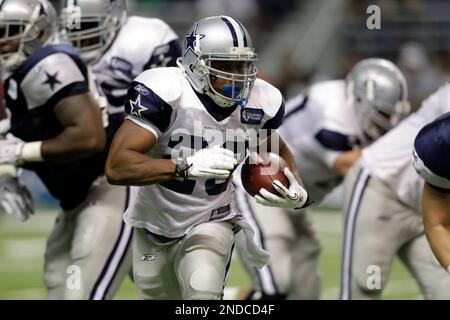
184,26,205,55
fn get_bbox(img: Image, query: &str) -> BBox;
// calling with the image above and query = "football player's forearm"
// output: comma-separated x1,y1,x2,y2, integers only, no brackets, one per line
425,224,450,269
278,139,304,187
423,184,450,269
40,125,106,162
106,151,177,186
334,148,362,176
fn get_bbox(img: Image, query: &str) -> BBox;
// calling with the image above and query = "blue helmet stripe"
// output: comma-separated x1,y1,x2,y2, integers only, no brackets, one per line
221,17,239,47
235,20,248,47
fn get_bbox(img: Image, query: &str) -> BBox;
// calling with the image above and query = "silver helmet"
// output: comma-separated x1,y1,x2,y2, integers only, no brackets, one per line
60,0,127,64
177,15,258,108
346,58,411,143
0,0,57,72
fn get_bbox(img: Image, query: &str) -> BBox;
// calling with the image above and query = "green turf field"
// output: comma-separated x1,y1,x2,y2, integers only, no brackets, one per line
0,207,421,300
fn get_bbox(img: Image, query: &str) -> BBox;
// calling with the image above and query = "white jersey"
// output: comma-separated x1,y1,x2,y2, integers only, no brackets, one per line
280,80,362,203
123,67,285,238
361,83,450,211
91,16,180,116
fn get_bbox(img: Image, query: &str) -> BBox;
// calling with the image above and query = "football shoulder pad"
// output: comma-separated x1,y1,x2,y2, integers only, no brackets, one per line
248,78,285,130
124,67,183,133
413,112,450,190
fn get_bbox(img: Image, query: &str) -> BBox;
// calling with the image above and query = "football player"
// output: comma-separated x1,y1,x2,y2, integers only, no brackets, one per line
57,0,182,295
233,58,411,299
0,0,130,300
105,15,311,300
59,0,181,134
341,84,450,299
413,112,450,273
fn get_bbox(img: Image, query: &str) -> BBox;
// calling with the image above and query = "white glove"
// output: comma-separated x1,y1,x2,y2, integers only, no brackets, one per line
255,167,311,209
0,165,34,222
175,147,237,179
0,133,25,165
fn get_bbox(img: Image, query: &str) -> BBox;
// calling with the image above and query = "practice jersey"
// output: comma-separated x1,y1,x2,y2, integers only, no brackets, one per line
91,16,181,130
413,111,450,192
3,44,106,210
123,67,285,238
362,83,450,211
279,80,362,203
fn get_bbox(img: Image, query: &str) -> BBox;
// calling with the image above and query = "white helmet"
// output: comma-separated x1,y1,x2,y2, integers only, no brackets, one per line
177,15,258,108
346,58,411,143
0,0,57,72
60,0,127,64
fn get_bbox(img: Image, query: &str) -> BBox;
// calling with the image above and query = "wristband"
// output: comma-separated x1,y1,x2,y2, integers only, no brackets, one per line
21,141,43,162
0,164,17,177
175,159,191,179
294,192,315,210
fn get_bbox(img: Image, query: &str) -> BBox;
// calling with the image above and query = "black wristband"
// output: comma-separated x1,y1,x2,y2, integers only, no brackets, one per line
294,194,315,210
175,159,191,179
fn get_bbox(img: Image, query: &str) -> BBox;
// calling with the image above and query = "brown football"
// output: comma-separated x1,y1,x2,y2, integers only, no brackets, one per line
241,153,289,197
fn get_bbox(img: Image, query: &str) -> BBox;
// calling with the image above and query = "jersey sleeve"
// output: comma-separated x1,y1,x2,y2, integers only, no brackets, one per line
124,68,181,138
20,51,88,110
142,39,182,70
262,98,285,131
297,132,342,169
413,112,450,191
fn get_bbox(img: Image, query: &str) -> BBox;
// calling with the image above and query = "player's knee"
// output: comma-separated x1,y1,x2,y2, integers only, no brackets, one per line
184,265,223,300
354,272,384,299
134,274,168,300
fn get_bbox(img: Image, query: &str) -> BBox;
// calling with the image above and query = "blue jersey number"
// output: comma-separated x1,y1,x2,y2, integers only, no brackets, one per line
160,134,238,196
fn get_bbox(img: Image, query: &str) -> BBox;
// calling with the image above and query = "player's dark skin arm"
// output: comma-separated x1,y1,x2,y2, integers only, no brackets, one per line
41,93,106,162
265,131,306,187
106,119,177,186
0,98,6,120
422,182,450,269
334,148,362,176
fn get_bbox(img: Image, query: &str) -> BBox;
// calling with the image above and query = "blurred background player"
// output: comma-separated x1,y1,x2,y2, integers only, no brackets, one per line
413,112,450,273
234,58,411,299
59,0,181,134
341,83,450,300
0,0,131,299
105,15,311,300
